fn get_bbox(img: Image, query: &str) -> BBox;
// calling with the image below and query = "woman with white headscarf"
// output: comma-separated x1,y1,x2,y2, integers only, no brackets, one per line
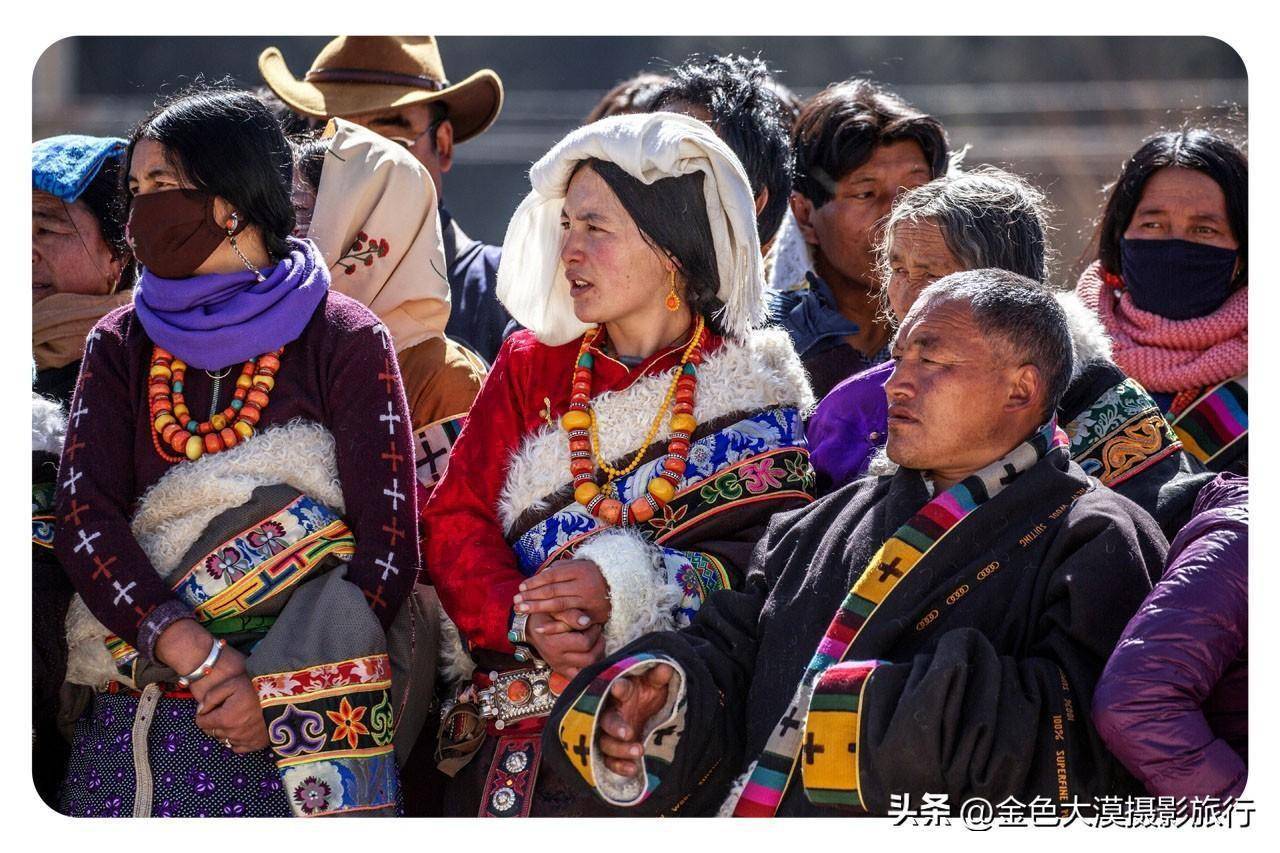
420,112,814,817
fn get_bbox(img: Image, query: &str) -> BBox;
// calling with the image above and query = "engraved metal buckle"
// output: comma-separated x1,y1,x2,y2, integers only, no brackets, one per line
476,661,557,730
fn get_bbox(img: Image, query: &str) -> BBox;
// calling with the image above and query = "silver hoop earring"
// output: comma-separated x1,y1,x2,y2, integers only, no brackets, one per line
226,212,266,282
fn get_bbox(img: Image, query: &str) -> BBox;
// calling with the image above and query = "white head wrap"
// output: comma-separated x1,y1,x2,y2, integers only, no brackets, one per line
496,111,765,345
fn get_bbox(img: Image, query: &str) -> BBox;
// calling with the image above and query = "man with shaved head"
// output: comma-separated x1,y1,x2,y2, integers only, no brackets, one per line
543,269,1165,816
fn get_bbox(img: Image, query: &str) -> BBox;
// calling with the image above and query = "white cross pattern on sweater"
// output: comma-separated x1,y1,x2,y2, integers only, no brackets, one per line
74,528,101,555
375,551,398,581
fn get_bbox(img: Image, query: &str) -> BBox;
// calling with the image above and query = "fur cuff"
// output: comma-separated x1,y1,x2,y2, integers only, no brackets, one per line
435,599,477,685
718,760,756,816
574,528,683,654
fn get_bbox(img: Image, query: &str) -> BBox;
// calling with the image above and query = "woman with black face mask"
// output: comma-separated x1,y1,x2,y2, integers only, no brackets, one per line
1077,129,1247,475
52,87,418,817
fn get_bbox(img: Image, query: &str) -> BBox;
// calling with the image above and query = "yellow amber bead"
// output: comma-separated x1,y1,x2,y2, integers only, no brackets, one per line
210,413,227,430
153,413,176,432
647,477,676,503
149,364,172,380
574,481,601,504
184,435,205,461
233,421,254,441
170,360,186,373
670,413,697,435
253,374,275,392
236,375,253,390
173,404,190,418
561,409,591,431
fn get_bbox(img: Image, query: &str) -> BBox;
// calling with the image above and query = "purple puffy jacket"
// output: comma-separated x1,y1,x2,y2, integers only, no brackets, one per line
1092,473,1247,798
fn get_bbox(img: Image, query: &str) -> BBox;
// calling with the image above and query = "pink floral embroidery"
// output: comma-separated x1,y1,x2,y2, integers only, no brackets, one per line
246,521,287,555
738,458,784,494
204,547,249,582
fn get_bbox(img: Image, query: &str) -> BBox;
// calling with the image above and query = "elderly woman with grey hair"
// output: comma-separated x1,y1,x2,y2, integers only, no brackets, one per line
807,168,1209,537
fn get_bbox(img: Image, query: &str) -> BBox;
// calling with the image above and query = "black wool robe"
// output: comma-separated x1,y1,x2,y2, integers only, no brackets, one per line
544,449,1167,816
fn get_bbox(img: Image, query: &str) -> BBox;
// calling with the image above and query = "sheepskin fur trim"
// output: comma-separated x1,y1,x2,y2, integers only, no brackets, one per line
32,393,67,456
498,327,812,533
1055,289,1113,374
717,760,756,816
574,527,683,654
435,602,476,685
64,419,343,687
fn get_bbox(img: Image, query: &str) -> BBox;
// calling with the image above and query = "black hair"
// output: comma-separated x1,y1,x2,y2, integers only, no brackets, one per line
579,158,726,337
923,269,1075,421
1095,128,1248,282
125,85,296,260
585,73,671,123
793,79,949,207
292,134,330,194
650,54,793,246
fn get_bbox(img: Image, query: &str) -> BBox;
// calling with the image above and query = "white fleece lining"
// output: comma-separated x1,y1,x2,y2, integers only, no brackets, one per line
63,419,344,687
498,327,812,533
574,527,683,655
588,657,687,807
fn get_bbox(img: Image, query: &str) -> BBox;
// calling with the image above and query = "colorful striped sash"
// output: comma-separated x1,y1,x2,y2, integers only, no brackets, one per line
1170,376,1247,466
731,421,1069,816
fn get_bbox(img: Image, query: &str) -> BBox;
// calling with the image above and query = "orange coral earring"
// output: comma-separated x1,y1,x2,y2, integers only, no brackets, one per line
665,268,681,312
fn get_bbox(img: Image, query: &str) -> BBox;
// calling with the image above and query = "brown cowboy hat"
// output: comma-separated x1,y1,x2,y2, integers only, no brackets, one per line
258,36,503,143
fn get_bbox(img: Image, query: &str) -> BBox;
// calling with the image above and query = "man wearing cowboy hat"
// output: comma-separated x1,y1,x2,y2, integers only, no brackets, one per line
261,36,511,363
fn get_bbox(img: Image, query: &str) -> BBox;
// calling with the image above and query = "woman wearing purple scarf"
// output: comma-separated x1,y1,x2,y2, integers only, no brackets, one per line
53,89,418,817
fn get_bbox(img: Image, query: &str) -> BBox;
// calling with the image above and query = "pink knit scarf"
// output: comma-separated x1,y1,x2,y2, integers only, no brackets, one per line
1075,261,1248,393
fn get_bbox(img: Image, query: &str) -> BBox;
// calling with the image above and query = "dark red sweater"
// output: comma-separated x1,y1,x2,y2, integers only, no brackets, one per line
52,291,418,660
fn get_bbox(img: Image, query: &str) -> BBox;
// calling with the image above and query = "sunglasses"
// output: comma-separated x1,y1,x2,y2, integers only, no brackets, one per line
388,117,447,150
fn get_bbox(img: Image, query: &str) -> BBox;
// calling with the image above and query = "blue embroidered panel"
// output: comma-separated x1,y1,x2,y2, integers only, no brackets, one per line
511,407,805,576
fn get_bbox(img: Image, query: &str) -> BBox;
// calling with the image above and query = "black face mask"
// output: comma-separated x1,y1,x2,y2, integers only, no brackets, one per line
1120,237,1240,321
127,189,239,279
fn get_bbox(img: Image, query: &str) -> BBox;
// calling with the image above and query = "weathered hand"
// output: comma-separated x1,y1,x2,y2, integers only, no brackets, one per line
526,611,605,678
194,672,270,754
514,559,611,625
597,663,676,777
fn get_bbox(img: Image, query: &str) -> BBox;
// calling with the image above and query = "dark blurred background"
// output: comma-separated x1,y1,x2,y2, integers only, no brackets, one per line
33,36,1246,286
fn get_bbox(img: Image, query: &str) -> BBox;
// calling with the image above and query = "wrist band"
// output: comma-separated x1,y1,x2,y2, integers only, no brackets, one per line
177,638,226,687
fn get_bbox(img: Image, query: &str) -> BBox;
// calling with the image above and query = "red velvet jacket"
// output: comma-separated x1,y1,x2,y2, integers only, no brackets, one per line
421,327,725,653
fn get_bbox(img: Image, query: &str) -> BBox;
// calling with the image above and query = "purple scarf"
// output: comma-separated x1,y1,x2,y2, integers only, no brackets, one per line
133,237,329,369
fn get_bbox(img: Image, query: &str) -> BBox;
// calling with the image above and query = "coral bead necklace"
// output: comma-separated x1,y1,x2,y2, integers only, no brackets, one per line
148,345,282,463
563,315,705,526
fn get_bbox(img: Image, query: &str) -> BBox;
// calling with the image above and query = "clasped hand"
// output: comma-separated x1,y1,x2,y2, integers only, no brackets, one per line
513,558,611,678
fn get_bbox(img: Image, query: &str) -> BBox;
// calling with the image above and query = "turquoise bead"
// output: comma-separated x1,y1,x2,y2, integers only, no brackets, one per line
578,353,594,368
682,363,697,375
187,421,200,434
172,381,184,393
231,399,243,410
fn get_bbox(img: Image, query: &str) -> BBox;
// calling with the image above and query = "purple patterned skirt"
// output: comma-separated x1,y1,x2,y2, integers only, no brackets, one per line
58,688,291,817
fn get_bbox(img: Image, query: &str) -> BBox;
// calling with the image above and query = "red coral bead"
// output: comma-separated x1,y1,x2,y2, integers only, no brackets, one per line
628,498,655,523
570,458,594,476
596,498,623,525
239,404,261,425
673,401,694,416
663,456,687,475
668,438,690,456
203,433,224,454
246,389,270,409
